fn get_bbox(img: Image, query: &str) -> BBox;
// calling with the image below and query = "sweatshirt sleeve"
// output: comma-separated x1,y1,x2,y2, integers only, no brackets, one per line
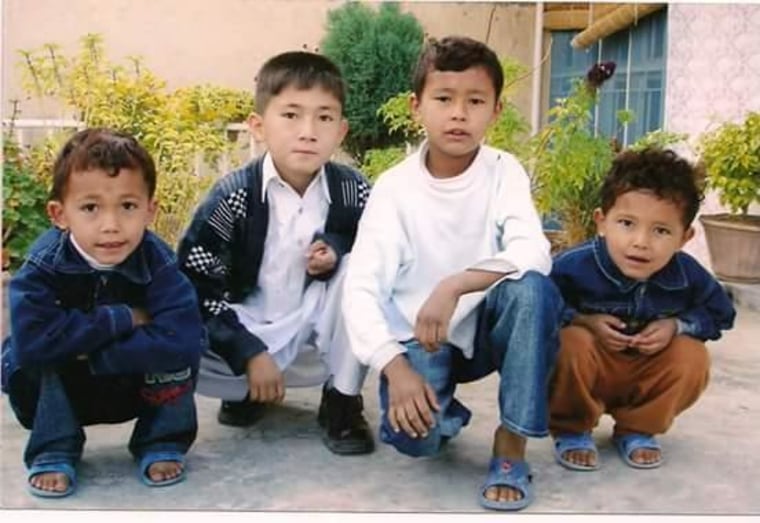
8,262,133,369
342,178,407,373
467,153,552,278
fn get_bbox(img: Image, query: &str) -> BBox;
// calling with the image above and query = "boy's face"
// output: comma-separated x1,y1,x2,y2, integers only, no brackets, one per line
248,85,348,182
411,66,501,173
594,190,694,281
47,168,157,266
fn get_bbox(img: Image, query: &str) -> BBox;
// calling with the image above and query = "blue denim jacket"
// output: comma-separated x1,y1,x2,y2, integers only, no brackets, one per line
550,236,735,340
1,228,207,393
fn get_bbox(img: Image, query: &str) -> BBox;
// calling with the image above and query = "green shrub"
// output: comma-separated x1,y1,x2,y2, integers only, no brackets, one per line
13,33,253,249
2,135,50,270
359,146,407,182
698,111,760,216
321,3,424,160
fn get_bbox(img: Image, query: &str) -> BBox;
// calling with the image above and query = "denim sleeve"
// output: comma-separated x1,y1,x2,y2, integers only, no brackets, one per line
88,263,208,375
8,262,134,368
176,182,267,375
677,264,736,341
549,258,579,327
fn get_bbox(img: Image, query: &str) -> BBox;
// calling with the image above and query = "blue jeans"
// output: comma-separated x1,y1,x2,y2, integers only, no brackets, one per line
7,359,197,469
379,272,563,457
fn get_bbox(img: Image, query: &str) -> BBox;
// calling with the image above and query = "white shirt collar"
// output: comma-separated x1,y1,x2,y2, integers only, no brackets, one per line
69,233,116,271
261,152,331,204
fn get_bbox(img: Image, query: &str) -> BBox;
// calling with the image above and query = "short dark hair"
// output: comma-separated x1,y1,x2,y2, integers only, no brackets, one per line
600,148,705,227
254,51,346,114
411,36,503,100
51,128,157,201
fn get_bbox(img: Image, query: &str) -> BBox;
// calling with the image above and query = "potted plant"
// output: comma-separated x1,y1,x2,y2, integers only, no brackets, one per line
697,111,760,282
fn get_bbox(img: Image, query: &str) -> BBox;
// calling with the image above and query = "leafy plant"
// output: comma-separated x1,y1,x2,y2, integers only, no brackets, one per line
14,33,253,248
321,2,424,160
359,146,407,182
698,111,760,216
2,122,50,270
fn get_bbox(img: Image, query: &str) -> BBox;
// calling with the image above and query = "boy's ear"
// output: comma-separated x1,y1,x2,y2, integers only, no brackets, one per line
409,93,421,123
490,99,503,125
46,201,67,229
592,207,606,236
337,117,349,145
146,198,158,226
681,225,695,246
247,113,265,142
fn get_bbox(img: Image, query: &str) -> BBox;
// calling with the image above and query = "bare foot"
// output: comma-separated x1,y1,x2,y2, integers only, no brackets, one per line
629,447,661,466
561,448,598,468
147,460,183,483
484,426,526,503
29,471,69,494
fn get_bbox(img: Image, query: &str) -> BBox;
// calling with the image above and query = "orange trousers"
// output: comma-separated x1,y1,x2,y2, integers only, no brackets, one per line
548,326,710,436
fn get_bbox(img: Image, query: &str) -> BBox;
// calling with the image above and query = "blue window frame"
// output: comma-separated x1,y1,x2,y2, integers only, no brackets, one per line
548,8,667,146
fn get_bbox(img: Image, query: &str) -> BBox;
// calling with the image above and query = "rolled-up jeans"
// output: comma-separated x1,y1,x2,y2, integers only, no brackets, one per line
379,272,563,457
7,359,197,469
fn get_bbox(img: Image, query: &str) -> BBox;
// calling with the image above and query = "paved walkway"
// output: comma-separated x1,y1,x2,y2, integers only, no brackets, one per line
1,307,759,517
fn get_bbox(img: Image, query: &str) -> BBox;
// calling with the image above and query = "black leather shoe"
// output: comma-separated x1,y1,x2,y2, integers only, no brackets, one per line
217,399,264,427
317,385,375,455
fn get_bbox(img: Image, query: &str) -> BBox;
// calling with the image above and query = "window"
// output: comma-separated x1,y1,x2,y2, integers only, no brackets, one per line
548,8,667,146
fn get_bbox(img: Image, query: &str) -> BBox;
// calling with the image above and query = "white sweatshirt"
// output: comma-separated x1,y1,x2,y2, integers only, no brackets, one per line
343,143,552,373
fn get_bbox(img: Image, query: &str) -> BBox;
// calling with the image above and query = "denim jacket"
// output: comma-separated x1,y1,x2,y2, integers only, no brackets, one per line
550,236,735,340
176,156,370,375
1,228,207,393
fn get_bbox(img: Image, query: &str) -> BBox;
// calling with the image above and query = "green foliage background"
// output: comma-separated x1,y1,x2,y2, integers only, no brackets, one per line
5,33,253,268
321,2,424,160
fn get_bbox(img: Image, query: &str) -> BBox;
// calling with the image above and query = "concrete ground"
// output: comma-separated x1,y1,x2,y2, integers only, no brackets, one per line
1,306,759,516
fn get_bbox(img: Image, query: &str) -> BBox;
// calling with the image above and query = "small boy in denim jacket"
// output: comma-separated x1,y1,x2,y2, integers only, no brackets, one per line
549,148,735,471
1,128,206,497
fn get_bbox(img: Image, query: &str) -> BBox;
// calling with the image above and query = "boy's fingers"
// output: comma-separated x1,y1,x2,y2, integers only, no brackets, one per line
414,395,436,428
404,402,429,436
395,407,417,437
424,383,440,412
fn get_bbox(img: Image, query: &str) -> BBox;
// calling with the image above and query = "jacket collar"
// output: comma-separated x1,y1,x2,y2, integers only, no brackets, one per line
592,236,689,292
50,229,152,284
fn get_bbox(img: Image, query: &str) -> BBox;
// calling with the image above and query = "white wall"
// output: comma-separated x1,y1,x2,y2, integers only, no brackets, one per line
665,3,760,269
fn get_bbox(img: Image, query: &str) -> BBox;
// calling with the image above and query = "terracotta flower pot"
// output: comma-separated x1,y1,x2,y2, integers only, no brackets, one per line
699,213,760,283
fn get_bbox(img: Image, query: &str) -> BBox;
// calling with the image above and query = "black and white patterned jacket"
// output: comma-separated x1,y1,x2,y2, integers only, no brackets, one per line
177,156,370,375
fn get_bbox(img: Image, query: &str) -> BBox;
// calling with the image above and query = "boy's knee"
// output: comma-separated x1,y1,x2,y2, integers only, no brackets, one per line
557,328,597,366
662,337,710,381
490,271,561,310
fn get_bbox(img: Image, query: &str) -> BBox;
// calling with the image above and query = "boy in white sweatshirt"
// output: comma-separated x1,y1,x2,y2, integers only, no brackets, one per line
342,36,563,511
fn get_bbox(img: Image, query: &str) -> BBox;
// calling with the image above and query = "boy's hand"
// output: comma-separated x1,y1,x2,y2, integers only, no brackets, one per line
383,356,440,438
246,351,284,403
131,308,151,327
306,240,337,276
414,279,460,352
575,313,633,352
629,318,677,355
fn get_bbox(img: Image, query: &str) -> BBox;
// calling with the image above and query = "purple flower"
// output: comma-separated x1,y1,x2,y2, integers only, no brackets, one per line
586,61,616,89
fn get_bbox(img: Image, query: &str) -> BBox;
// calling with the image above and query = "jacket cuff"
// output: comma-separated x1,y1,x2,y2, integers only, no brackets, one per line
308,232,346,282
105,304,134,339
227,329,268,375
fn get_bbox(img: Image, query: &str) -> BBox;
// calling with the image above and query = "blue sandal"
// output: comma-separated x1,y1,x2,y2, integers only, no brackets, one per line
479,457,534,511
613,433,662,469
139,451,186,487
553,432,600,471
27,462,77,498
